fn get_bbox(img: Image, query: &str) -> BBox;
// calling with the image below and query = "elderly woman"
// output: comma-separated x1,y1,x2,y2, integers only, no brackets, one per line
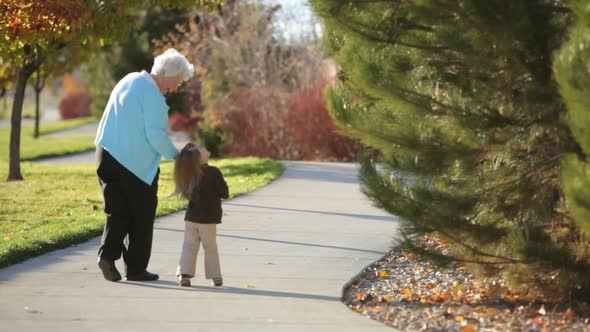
95,48,194,282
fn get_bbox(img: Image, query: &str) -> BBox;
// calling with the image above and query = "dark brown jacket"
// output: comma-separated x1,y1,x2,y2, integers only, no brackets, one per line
184,164,229,224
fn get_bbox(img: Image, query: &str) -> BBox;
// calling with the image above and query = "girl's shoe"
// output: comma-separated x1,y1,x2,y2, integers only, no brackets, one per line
212,278,223,287
179,274,191,287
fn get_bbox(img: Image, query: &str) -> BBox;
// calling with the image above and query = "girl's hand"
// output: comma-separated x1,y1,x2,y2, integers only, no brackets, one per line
199,147,210,164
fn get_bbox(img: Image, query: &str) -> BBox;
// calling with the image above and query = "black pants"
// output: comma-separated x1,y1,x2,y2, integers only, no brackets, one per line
96,148,159,276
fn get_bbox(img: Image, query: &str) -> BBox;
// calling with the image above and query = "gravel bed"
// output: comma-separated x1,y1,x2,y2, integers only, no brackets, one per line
343,249,590,332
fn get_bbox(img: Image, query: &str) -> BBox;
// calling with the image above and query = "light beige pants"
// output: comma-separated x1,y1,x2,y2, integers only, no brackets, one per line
176,222,222,280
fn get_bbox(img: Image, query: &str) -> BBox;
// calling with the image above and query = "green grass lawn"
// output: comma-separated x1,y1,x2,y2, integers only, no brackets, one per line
0,120,285,268
0,158,284,268
0,118,97,162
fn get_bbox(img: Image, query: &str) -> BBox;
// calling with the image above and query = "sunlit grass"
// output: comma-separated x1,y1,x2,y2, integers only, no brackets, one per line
0,157,284,268
0,118,97,163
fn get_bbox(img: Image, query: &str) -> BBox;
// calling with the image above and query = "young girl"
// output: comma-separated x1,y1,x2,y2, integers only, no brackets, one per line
173,143,229,287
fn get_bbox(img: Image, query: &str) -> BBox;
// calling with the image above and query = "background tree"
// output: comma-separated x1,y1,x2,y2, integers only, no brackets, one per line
31,65,46,139
155,1,352,159
31,46,85,138
0,0,222,181
82,5,193,118
311,1,589,298
0,63,17,118
80,51,116,117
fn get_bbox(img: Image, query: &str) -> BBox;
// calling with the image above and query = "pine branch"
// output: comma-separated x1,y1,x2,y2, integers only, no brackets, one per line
328,6,451,52
433,1,536,77
401,234,526,265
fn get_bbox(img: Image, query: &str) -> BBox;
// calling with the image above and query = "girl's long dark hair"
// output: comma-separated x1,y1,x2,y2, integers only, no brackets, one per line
173,143,202,200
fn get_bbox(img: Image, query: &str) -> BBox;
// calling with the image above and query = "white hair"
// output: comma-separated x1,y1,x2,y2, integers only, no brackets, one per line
151,48,194,81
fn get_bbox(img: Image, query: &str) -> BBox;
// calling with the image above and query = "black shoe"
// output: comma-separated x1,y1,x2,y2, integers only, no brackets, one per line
179,274,191,287
126,271,159,281
98,259,122,282
212,278,223,287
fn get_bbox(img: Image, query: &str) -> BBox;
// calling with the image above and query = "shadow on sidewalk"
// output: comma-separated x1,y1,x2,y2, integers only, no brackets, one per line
0,239,99,283
224,202,397,222
153,226,385,255
218,234,385,255
123,279,340,302
280,162,360,184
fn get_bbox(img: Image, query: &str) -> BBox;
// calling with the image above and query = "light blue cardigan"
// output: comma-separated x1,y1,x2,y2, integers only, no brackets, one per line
95,71,179,185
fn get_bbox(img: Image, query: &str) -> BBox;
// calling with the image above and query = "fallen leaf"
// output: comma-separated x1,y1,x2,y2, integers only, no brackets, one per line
460,324,475,332
430,294,445,303
378,270,389,278
3,236,10,241
381,294,393,302
563,308,574,319
402,251,415,260
455,315,465,322
349,304,362,312
426,282,436,289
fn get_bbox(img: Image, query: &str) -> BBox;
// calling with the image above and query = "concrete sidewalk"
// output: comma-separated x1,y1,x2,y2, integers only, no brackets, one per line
31,122,193,163
0,161,400,332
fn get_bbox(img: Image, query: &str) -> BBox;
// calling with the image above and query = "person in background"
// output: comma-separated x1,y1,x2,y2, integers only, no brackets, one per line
95,48,195,282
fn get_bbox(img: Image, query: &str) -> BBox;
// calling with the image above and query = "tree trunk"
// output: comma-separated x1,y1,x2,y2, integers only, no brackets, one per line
34,91,40,138
33,70,43,139
8,69,28,181
1,89,6,117
8,45,44,181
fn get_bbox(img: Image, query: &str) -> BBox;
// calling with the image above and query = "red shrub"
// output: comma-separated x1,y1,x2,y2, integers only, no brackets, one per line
285,81,363,161
217,88,294,159
58,91,92,119
214,83,363,160
168,111,200,132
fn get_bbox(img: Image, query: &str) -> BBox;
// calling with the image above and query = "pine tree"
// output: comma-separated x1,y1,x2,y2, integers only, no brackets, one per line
311,0,590,297
556,1,590,236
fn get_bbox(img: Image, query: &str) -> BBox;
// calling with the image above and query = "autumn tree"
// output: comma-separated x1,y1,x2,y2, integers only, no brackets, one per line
1,0,90,180
0,0,222,181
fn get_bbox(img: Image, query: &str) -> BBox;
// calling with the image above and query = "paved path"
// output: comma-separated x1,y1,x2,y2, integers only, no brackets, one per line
42,121,99,137
0,161,400,331
31,122,192,163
